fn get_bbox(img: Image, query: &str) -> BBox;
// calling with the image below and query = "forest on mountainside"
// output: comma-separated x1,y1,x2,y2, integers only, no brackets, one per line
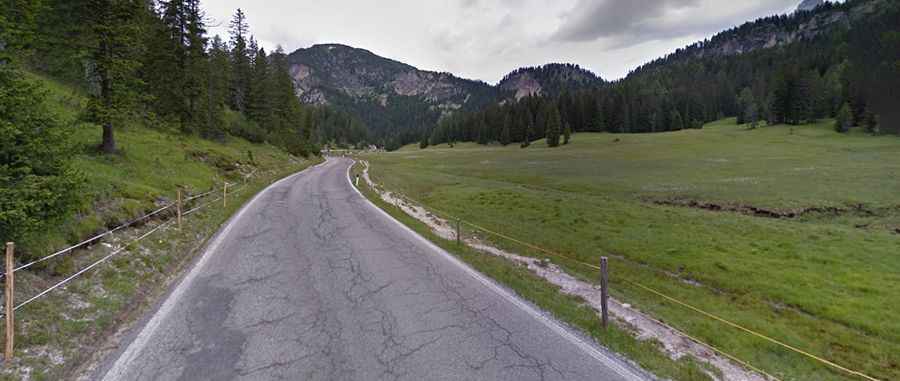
0,0,363,251
2,0,361,155
426,0,899,148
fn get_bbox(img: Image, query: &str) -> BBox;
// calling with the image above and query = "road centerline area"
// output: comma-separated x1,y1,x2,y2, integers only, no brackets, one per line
99,157,647,381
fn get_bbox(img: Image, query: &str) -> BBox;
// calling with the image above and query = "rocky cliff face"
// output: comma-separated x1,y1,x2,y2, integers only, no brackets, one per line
498,63,603,100
287,44,494,111
796,0,825,12
687,0,880,59
286,44,499,142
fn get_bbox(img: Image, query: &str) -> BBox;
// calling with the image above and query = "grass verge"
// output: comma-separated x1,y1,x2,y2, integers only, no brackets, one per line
360,121,900,381
0,158,319,381
350,161,715,381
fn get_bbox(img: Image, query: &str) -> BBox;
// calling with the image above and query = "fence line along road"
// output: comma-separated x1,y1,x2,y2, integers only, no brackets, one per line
1,180,246,363
365,177,881,381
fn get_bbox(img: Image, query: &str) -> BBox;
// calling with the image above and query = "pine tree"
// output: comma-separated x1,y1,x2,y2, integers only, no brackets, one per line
246,46,271,129
669,109,684,131
534,102,547,138
546,105,561,147
834,102,852,133
0,0,42,63
500,114,511,146
181,0,210,134
83,0,146,153
736,87,755,124
748,103,759,130
861,108,878,134
563,122,571,145
524,108,534,143
229,9,251,113
592,104,606,132
0,66,83,250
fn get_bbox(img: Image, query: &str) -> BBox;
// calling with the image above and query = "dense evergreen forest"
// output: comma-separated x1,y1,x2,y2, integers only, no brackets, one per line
1,0,369,250
2,0,362,155
426,0,899,148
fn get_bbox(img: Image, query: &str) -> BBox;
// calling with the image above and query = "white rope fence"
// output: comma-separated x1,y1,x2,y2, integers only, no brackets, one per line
0,181,248,319
1,220,175,318
4,203,175,277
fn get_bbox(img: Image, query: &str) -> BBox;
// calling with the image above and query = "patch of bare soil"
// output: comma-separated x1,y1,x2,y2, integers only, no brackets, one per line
649,197,888,220
359,161,769,381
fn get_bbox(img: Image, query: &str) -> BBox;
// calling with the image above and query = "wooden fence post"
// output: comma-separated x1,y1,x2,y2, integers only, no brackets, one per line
456,219,461,245
5,242,14,363
600,256,609,329
176,189,182,229
223,182,228,208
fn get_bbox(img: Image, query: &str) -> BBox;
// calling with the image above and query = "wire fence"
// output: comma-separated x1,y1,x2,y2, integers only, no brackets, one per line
0,181,248,319
358,165,881,381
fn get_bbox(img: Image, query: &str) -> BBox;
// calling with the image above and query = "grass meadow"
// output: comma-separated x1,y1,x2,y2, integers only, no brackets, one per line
363,119,900,381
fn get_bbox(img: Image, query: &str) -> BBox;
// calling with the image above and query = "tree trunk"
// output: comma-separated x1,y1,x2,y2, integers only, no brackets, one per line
101,122,116,153
99,36,116,154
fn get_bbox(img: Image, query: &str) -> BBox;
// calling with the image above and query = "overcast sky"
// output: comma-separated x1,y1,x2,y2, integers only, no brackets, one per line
204,0,808,84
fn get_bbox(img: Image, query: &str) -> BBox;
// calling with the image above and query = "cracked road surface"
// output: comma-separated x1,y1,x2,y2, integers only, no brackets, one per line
98,157,647,381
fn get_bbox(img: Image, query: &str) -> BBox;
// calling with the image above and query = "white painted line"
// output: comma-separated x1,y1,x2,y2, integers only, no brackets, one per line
344,159,646,381
101,162,320,381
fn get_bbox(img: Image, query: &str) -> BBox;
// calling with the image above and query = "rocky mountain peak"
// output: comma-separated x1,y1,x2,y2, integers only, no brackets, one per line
796,0,825,12
498,63,603,100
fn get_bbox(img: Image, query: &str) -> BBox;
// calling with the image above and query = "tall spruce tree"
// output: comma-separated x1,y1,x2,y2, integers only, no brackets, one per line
834,102,852,133
500,114,511,146
205,34,230,138
669,109,684,131
83,0,146,153
181,0,210,134
246,46,271,129
229,8,251,113
546,105,561,147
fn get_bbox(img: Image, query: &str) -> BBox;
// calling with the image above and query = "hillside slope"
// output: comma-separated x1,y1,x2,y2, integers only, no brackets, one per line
20,71,310,261
498,63,604,100
287,44,501,147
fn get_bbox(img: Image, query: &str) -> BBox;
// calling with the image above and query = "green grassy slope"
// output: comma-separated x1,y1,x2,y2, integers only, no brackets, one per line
0,72,316,379
21,72,304,259
363,120,900,381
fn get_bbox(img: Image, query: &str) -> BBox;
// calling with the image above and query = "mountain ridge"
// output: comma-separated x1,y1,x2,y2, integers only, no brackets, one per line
285,0,888,147
286,43,500,147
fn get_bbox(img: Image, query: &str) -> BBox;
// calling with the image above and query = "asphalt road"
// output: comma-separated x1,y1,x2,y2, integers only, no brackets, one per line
98,157,647,381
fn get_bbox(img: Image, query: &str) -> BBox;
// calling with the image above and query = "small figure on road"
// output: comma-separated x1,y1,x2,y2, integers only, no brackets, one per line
355,174,360,187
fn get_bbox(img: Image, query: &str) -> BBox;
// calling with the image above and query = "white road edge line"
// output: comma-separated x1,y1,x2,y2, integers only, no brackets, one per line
344,159,646,381
101,161,324,381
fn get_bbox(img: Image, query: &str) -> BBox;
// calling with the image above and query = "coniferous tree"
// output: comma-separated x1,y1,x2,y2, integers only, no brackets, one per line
669,109,684,131
861,108,878,134
83,0,146,153
563,122,571,145
835,102,852,133
847,1,899,134
182,0,210,134
500,114,511,146
246,46,271,128
229,9,251,113
0,65,83,251
546,105,561,147
736,87,755,124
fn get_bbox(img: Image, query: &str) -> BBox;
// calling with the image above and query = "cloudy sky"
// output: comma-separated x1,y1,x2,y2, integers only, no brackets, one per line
204,0,808,84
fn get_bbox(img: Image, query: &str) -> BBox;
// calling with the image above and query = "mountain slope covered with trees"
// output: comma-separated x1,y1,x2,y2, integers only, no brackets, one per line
286,44,501,150
1,0,354,258
424,0,898,148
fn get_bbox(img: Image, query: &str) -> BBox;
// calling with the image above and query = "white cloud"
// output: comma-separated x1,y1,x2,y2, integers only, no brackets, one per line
203,0,802,82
